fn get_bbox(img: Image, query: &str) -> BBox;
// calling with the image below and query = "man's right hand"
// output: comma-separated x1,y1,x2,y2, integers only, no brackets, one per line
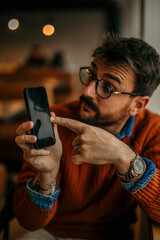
15,113,62,195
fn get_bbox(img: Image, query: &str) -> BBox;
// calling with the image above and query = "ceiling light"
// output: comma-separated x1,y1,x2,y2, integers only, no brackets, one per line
42,24,55,36
8,19,19,30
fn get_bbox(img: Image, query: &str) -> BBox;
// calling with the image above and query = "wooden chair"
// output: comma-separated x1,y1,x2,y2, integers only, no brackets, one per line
149,219,160,240
0,67,79,104
132,205,160,240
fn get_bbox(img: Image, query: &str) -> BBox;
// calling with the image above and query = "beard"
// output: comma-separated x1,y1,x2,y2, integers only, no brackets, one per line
78,95,131,128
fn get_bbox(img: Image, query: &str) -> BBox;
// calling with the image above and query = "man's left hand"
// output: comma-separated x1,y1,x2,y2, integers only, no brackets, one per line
53,116,136,174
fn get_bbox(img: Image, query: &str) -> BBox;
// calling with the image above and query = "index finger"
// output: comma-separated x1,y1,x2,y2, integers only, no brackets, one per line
16,121,34,135
54,117,87,134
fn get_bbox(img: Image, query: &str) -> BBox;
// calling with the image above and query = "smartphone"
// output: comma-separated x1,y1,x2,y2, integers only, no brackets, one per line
23,86,56,149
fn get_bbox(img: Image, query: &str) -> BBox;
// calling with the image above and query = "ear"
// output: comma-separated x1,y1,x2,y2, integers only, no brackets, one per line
129,96,150,116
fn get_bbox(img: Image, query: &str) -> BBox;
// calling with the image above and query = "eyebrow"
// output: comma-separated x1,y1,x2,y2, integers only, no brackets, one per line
91,61,97,70
103,73,121,84
91,61,121,84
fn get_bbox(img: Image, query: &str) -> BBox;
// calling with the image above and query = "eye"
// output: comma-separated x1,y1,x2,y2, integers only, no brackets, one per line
101,80,113,93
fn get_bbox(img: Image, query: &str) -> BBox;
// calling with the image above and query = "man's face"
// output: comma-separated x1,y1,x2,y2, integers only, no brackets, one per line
79,57,136,132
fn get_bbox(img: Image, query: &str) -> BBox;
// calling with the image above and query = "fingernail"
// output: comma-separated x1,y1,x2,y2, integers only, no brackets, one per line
45,150,50,154
30,136,35,141
50,116,55,122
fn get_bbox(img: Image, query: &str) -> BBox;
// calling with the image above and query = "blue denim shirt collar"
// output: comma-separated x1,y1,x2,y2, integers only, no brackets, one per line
115,116,135,140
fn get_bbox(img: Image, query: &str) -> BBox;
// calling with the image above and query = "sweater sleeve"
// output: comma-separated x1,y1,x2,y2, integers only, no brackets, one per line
13,162,61,231
130,122,160,223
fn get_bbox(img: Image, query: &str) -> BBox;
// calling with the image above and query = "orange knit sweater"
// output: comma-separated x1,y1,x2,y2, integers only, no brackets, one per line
13,101,160,239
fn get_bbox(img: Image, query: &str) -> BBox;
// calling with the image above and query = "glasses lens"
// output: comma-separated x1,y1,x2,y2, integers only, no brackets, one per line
80,68,112,99
97,80,111,99
80,68,89,85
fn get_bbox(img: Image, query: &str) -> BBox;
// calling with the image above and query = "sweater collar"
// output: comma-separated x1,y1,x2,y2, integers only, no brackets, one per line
115,116,135,140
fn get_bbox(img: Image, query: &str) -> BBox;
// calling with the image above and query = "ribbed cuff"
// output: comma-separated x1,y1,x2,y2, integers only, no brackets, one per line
133,169,160,204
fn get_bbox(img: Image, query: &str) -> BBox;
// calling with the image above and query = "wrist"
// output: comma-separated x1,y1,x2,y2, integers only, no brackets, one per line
117,154,147,183
115,150,136,175
32,171,58,195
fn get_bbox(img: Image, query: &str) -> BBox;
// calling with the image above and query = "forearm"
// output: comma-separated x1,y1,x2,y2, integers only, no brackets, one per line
27,165,60,212
32,171,58,195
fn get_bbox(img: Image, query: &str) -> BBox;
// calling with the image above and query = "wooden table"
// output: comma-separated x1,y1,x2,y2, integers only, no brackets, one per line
0,77,58,105
0,100,27,171
0,99,25,123
0,67,79,105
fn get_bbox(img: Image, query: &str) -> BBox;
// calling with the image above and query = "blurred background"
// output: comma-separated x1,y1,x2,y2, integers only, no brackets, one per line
0,0,159,111
0,0,160,239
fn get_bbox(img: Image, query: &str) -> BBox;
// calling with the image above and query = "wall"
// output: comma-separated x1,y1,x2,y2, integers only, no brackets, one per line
144,0,160,114
0,10,106,67
116,0,160,114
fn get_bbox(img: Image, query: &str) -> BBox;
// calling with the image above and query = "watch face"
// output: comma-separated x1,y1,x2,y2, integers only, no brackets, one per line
133,157,145,175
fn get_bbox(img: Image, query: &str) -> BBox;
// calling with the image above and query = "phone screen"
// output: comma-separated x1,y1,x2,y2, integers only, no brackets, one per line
23,86,56,149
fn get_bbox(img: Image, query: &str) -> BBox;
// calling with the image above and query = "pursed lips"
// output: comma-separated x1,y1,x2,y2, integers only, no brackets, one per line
81,101,97,112
79,95,99,112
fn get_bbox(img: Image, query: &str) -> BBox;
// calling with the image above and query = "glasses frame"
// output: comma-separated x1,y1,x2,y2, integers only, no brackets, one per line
79,67,140,99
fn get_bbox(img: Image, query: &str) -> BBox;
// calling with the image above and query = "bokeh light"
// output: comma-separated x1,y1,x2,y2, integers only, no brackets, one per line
8,19,19,30
42,24,55,36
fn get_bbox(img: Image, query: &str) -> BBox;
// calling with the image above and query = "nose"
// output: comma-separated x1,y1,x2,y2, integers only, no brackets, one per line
82,81,97,99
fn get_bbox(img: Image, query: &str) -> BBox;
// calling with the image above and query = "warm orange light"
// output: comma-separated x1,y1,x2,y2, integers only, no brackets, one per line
42,24,55,36
8,19,19,30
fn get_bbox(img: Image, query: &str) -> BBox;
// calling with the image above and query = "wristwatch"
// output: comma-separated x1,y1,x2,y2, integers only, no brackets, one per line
117,154,146,183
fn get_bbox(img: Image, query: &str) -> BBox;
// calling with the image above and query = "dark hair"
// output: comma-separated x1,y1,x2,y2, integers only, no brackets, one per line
92,32,160,97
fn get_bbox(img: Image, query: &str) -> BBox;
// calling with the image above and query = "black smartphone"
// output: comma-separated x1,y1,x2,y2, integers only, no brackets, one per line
23,86,56,149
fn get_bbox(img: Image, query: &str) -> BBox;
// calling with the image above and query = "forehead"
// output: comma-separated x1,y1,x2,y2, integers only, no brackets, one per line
92,57,136,87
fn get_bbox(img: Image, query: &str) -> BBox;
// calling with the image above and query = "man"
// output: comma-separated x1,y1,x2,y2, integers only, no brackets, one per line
14,33,160,240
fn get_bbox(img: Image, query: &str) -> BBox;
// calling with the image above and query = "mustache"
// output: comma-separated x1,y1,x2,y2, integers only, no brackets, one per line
79,95,99,111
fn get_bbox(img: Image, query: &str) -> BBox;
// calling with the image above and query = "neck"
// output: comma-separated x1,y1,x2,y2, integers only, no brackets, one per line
100,115,131,136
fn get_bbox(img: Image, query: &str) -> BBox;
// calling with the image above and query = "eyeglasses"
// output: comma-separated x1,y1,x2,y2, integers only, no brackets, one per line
79,67,140,99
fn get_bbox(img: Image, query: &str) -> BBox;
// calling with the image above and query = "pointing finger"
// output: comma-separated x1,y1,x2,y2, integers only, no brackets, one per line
50,112,56,124
54,117,88,134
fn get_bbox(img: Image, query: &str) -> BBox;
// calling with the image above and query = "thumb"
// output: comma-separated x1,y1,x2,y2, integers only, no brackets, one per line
50,112,59,139
53,122,59,139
